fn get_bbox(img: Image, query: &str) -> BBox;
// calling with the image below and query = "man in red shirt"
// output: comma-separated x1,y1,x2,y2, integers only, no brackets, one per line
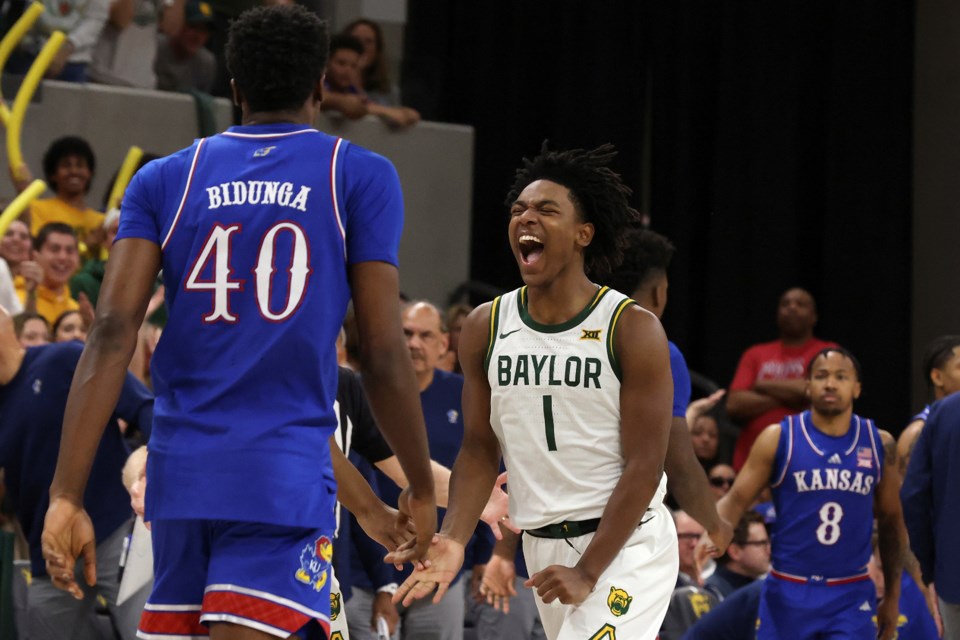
725,288,836,469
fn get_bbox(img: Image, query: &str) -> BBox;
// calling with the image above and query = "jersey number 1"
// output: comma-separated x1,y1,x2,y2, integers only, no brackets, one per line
185,222,310,323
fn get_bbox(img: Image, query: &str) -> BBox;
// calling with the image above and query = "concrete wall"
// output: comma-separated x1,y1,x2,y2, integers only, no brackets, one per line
0,80,473,305
912,1,960,408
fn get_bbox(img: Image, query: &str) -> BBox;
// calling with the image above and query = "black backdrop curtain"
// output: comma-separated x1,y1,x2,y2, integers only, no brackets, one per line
403,1,914,429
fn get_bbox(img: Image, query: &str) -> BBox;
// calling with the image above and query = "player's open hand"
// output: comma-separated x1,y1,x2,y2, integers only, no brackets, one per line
391,534,465,606
356,498,417,553
479,552,517,613
41,496,97,600
876,596,899,640
479,472,518,540
524,564,594,606
395,484,437,566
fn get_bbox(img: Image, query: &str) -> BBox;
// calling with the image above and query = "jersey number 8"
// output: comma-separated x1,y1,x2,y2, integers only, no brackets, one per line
816,501,844,545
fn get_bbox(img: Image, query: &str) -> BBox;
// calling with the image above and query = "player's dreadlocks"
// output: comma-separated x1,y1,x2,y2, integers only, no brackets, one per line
226,5,329,113
505,142,641,280
604,228,675,297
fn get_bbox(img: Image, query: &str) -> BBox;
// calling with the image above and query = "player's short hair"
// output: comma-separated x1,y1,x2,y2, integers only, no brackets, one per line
922,335,960,388
33,222,77,252
505,142,641,280
603,228,675,296
329,33,364,57
226,5,329,113
806,346,863,382
43,136,95,193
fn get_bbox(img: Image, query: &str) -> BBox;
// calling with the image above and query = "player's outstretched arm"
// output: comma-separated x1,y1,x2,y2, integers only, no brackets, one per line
43,238,160,597
875,430,906,640
349,261,436,558
665,416,733,554
329,437,415,553
717,423,780,527
390,303,503,604
528,307,673,606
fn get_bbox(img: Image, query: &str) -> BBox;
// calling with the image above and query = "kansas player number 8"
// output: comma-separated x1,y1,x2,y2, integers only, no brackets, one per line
816,501,843,545
185,222,310,323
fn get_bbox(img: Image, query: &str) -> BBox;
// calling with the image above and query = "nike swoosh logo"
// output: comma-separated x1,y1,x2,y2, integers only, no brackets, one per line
499,328,522,339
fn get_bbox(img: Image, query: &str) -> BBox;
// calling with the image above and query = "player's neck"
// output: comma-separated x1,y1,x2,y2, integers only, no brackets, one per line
525,273,598,326
810,409,853,436
242,106,315,127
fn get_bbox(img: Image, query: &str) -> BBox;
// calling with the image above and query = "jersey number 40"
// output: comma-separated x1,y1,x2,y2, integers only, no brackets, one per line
185,222,310,323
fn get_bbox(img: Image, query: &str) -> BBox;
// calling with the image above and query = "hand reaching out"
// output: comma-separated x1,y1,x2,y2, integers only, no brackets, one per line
479,471,519,540
390,534,465,606
41,497,96,600
479,553,517,613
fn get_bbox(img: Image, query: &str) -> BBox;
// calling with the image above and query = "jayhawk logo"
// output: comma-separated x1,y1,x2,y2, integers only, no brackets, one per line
607,586,632,617
330,592,342,620
295,535,333,592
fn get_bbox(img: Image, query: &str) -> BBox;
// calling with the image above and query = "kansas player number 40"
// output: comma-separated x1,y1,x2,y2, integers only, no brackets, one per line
185,222,310,323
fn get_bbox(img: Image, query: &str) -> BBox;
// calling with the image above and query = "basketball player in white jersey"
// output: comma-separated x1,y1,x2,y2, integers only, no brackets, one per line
391,144,677,640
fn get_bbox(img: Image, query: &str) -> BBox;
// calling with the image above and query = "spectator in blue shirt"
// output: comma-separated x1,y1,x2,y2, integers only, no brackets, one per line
902,391,960,638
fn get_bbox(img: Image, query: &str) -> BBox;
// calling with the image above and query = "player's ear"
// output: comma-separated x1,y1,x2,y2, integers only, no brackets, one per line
576,222,595,248
931,368,943,390
229,79,242,108
852,380,862,400
315,75,325,105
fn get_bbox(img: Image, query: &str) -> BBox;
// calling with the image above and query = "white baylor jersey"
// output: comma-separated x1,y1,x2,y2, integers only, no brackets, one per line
486,286,667,529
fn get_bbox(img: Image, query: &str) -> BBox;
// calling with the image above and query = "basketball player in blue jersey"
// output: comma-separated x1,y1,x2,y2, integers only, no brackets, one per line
40,6,437,640
718,347,906,639
391,143,678,640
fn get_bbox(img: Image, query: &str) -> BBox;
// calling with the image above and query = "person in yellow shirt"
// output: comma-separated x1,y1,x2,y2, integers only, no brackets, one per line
22,223,81,326
12,136,105,254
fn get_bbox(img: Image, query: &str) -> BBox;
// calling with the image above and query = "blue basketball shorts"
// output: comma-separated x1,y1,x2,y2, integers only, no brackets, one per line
757,572,877,639
137,519,335,639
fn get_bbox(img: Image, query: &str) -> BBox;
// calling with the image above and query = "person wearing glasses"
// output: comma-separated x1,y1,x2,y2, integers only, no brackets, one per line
707,465,736,501
704,511,771,600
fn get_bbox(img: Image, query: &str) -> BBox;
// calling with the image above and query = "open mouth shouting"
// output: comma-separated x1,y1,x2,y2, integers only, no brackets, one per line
518,234,544,265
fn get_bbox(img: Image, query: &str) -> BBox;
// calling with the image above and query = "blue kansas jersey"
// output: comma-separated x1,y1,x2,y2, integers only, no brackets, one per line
769,411,883,579
117,123,404,528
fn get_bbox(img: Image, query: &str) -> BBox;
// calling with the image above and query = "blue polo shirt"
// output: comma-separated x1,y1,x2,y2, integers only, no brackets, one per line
0,342,153,575
669,340,692,417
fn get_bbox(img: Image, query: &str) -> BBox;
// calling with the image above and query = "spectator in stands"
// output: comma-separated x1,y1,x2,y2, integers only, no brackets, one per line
323,33,420,130
10,0,110,81
2,220,42,313
90,0,186,88
28,223,80,326
726,288,836,469
52,309,86,342
344,18,397,105
707,464,736,501
70,207,121,308
0,304,153,639
11,137,105,258
154,0,217,93
897,334,960,474
902,391,960,638
0,249,20,313
690,412,720,470
662,511,719,639
438,302,472,373
13,311,50,347
704,511,770,600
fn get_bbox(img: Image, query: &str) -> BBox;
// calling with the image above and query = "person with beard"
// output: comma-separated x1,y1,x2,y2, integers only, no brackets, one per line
717,348,907,639
726,288,837,470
